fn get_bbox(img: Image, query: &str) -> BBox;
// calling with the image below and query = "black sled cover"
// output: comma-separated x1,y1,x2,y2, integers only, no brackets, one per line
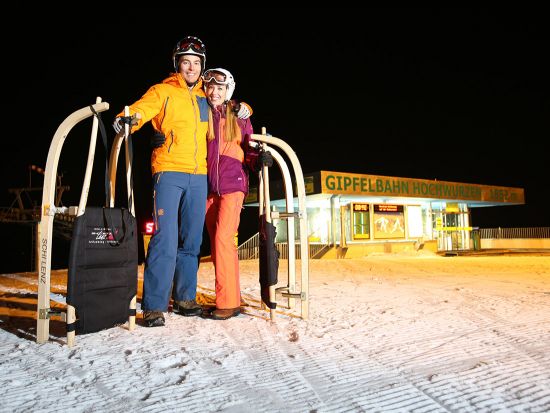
259,213,279,309
67,207,138,334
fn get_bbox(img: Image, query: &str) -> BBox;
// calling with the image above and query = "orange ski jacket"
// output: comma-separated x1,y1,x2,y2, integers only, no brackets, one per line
116,73,210,175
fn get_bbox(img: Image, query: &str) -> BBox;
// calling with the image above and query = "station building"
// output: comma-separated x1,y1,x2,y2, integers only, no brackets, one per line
244,170,524,255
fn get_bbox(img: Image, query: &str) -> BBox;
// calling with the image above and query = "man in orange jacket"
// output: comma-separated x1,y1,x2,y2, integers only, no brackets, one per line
113,36,250,327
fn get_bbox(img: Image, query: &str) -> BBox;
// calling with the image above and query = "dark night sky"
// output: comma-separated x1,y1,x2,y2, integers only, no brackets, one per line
3,8,549,269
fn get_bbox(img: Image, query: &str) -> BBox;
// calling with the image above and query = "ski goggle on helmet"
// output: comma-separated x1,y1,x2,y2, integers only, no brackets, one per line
203,68,236,101
172,36,206,72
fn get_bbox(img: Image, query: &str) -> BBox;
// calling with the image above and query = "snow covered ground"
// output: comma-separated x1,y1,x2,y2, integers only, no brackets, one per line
0,252,549,412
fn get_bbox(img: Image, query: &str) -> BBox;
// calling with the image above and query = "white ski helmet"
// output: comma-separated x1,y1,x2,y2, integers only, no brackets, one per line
172,36,206,73
202,68,236,101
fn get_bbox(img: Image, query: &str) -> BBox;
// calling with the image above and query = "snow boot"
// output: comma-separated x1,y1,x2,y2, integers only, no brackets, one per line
143,311,165,327
173,300,202,317
211,307,240,320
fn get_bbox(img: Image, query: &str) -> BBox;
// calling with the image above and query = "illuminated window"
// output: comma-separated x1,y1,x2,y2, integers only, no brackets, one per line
352,203,370,240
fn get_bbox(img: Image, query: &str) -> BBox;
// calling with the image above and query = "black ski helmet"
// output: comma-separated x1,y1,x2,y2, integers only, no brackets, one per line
172,36,206,73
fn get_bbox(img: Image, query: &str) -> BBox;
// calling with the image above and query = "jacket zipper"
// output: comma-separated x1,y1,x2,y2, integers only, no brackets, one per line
188,87,199,173
216,108,222,195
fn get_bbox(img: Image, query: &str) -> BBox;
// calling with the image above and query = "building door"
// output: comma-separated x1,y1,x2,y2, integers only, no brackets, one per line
352,203,370,240
433,210,471,251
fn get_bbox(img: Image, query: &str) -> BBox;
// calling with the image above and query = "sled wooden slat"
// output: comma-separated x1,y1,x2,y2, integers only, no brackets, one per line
251,129,309,320
37,99,138,346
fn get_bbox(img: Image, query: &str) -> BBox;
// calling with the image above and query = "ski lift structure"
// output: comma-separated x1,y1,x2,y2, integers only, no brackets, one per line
250,128,310,321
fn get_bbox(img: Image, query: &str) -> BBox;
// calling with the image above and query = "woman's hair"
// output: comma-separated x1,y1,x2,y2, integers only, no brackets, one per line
207,103,241,142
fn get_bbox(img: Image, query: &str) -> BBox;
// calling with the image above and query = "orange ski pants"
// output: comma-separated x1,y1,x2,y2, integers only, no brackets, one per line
205,191,245,309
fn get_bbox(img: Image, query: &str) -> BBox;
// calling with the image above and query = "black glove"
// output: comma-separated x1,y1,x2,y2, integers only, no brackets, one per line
230,99,252,119
151,131,166,149
257,150,273,169
113,114,140,134
230,100,241,114
244,146,273,173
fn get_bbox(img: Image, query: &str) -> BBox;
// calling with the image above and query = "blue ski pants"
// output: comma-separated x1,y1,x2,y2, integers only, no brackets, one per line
142,172,207,311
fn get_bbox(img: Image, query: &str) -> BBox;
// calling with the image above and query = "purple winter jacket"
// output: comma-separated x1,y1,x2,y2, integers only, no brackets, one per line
206,105,254,196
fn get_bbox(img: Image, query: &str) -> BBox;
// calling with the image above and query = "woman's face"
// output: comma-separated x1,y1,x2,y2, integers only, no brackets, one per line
206,83,227,107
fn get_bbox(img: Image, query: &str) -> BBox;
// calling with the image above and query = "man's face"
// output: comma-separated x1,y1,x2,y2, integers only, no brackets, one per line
178,55,202,85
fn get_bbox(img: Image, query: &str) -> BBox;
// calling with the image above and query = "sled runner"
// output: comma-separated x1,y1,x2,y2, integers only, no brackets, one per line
36,99,138,347
250,129,309,320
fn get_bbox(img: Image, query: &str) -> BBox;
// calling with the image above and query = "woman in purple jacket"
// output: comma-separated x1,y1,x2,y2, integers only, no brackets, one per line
203,68,254,320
